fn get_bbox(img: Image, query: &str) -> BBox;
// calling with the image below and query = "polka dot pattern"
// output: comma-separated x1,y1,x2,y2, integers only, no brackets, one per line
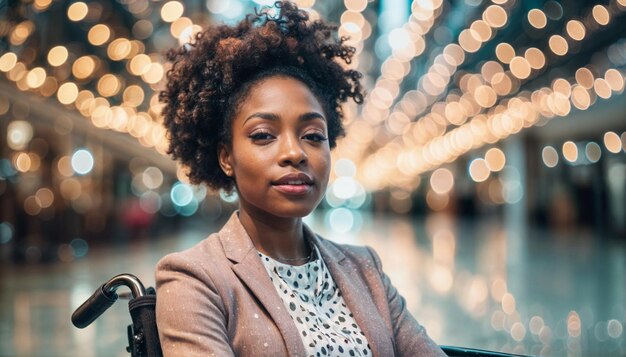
258,246,372,357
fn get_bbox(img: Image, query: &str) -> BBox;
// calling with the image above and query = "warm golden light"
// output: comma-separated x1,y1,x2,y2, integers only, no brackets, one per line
438,45,461,68
129,54,151,75
568,311,581,338
15,152,32,172
469,158,490,182
170,17,192,38
60,178,82,200
474,85,497,108
604,69,624,92
34,0,53,11
527,9,547,29
575,68,594,89
604,131,622,153
67,2,88,21
0,52,17,72
88,24,111,46
295,0,315,7
524,47,545,70
40,76,58,97
594,78,612,99
27,150,43,170
97,74,121,97
495,43,514,64
481,61,503,83
123,85,145,107
24,196,42,216
483,5,507,29
571,85,591,110
470,20,492,42
566,20,585,41
141,62,164,84
161,1,184,23
592,5,610,26
26,67,46,88
107,38,132,61
491,73,512,96
11,21,34,46
430,168,454,194
345,0,367,12
552,78,571,97
485,148,506,172
562,141,578,163
459,29,481,53
57,82,79,105
341,11,365,28
48,46,69,67
511,322,526,342
36,188,54,208
75,90,95,114
57,156,74,177
501,293,516,314
72,56,96,79
7,62,26,83
509,56,531,79
426,190,450,212
548,35,568,56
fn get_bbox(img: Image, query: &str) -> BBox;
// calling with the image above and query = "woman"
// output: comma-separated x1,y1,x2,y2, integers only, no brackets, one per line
156,2,445,356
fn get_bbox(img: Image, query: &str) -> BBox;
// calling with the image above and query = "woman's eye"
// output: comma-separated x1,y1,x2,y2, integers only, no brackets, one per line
303,133,328,142
249,132,274,141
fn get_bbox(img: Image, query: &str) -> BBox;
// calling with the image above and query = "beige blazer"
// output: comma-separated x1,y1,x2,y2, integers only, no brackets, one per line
156,212,445,356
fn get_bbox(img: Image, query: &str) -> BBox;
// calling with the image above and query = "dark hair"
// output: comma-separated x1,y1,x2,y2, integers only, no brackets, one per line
160,1,364,191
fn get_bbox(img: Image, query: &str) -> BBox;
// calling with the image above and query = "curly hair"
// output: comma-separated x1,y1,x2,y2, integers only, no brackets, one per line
160,1,364,191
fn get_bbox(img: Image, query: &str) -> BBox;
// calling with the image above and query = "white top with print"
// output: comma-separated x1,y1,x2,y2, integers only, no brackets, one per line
258,246,372,357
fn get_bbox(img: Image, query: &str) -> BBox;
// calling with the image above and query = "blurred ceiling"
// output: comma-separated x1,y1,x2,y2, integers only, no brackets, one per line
1,0,626,190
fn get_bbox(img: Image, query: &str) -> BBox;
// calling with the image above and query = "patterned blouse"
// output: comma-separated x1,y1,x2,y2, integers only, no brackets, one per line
258,246,373,357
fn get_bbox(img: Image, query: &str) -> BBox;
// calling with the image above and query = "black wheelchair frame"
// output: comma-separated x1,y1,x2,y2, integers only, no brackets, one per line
71,274,529,357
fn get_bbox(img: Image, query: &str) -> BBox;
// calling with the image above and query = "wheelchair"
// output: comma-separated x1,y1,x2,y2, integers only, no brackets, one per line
72,274,528,357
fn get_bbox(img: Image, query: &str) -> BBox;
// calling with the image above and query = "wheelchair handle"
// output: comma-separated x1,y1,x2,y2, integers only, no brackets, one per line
72,273,147,328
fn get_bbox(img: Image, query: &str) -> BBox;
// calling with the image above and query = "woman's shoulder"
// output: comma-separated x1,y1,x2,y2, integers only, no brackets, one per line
156,232,225,275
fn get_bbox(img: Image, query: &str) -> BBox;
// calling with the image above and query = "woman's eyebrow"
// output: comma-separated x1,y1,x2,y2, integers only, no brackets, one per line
243,112,279,125
242,111,325,126
299,112,326,122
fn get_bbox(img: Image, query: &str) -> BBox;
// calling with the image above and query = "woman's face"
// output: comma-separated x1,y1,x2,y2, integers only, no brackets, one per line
219,76,331,220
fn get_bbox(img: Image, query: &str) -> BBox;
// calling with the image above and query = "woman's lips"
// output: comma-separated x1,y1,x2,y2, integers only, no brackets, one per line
272,183,313,195
272,173,314,195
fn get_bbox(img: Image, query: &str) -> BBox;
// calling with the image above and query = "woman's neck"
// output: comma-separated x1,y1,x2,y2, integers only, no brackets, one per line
237,208,309,262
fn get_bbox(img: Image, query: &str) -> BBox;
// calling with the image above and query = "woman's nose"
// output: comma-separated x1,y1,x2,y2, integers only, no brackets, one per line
278,134,307,166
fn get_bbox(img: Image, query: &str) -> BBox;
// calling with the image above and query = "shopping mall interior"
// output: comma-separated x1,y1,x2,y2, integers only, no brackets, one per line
0,0,625,356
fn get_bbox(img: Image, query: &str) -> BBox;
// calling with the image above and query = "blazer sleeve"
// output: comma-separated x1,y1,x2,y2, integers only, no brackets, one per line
366,247,446,357
155,253,235,357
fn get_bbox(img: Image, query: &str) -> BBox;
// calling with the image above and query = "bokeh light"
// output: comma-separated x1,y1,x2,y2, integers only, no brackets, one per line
542,146,559,168
562,141,578,163
71,148,94,175
604,131,622,153
67,2,88,21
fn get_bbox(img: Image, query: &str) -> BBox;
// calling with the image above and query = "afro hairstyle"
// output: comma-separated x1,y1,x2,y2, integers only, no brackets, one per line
160,1,364,191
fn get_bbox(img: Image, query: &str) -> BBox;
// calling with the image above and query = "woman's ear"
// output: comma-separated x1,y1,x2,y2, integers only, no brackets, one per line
218,143,233,177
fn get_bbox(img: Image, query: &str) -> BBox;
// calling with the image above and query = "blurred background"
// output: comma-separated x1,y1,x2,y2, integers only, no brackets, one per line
0,0,625,356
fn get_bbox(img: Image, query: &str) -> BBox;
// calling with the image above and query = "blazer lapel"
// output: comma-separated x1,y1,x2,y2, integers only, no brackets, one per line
308,228,394,357
219,213,307,357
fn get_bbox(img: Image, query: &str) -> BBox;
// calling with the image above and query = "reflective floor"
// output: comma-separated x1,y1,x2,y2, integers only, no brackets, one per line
1,211,625,357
